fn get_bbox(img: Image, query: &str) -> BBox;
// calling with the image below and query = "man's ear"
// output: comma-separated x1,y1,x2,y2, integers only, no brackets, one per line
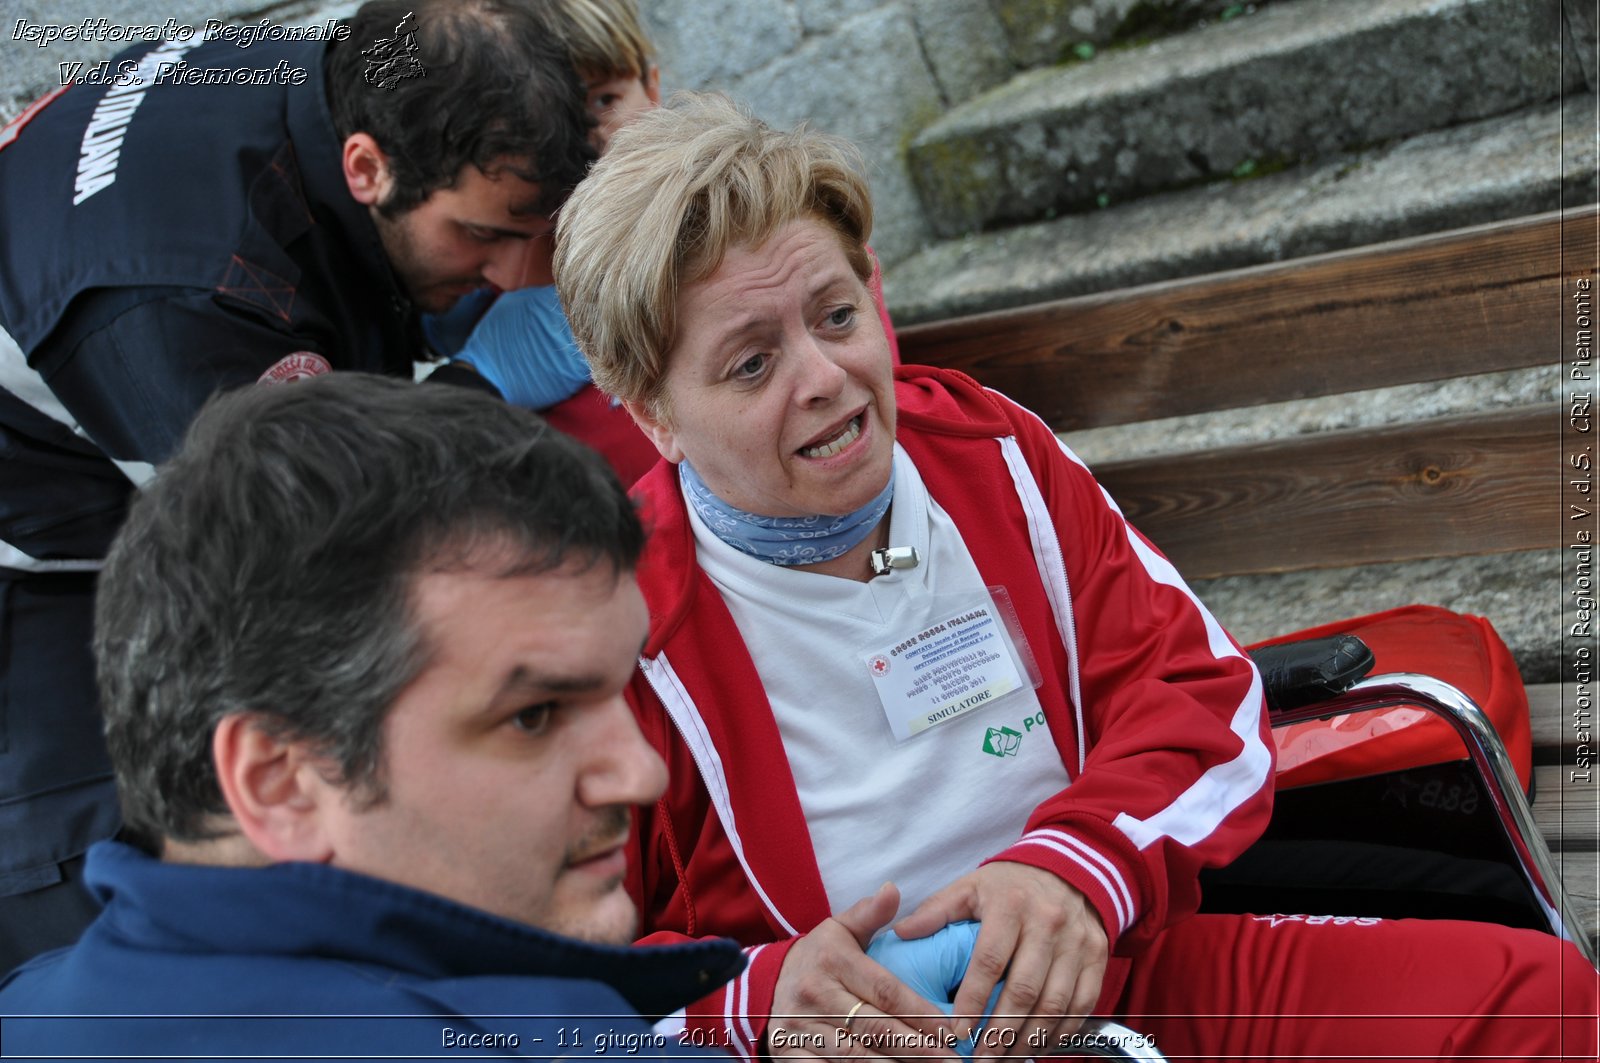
342,132,395,208
213,714,336,864
643,65,662,107
622,398,684,463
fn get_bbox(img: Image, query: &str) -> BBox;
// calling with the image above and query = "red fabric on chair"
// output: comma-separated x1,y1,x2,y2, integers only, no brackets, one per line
1249,604,1532,792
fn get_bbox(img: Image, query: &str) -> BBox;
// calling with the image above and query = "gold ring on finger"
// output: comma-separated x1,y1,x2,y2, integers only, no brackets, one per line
843,999,866,1033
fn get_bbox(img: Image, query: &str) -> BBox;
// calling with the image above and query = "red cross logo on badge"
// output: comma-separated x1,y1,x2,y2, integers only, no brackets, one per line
869,654,890,678
258,351,332,384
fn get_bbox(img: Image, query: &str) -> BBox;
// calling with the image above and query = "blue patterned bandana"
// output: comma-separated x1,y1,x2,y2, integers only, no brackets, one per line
679,459,893,566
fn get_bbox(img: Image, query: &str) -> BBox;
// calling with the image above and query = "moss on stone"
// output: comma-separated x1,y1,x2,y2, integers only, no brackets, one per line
907,134,1005,233
1109,0,1271,47
1228,153,1294,181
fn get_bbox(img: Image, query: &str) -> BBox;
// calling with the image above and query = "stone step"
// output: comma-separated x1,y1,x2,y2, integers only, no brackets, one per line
885,93,1597,325
906,0,1579,239
990,0,1283,70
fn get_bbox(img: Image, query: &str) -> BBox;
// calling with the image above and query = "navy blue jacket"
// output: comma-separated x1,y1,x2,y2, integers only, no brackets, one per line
0,842,744,1058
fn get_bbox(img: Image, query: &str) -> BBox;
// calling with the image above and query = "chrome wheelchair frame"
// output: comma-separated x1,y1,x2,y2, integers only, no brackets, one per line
1070,670,1595,1061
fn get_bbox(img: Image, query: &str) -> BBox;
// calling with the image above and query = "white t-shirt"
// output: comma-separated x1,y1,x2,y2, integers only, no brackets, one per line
689,444,1072,917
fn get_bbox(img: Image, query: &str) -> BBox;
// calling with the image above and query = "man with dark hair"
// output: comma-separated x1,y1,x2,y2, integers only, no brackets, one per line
0,0,595,968
0,374,742,1054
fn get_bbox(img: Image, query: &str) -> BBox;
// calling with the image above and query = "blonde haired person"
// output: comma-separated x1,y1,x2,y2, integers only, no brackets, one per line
449,12,900,487
560,93,874,409
548,0,662,150
554,91,1596,1062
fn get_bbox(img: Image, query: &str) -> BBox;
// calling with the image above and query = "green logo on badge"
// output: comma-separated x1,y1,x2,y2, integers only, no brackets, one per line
982,726,1022,758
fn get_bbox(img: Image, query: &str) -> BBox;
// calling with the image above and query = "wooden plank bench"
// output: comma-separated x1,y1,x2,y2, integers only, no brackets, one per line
897,205,1588,579
899,206,1598,941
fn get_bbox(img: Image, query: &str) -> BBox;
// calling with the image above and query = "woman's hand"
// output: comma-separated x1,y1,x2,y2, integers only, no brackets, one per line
893,863,1108,1057
768,883,960,1060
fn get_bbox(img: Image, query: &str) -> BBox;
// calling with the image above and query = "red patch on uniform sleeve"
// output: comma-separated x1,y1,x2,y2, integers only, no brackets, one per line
258,352,332,384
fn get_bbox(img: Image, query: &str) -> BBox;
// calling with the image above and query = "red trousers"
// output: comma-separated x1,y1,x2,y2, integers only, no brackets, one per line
1116,913,1597,1061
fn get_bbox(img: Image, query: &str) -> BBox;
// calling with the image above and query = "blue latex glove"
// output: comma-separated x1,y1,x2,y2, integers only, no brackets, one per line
866,922,1005,1059
453,285,594,410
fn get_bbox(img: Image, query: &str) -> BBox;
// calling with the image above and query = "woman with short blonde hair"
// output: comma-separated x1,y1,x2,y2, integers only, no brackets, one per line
553,91,1597,1063
557,92,872,414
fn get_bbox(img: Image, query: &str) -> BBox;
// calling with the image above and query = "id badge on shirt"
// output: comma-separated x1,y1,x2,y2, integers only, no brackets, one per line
864,588,1041,741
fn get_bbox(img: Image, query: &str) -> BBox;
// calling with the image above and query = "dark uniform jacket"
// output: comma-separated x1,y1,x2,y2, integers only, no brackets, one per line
0,33,444,889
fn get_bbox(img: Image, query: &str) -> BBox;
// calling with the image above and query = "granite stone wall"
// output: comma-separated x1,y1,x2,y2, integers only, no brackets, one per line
635,0,1000,265
633,0,1282,264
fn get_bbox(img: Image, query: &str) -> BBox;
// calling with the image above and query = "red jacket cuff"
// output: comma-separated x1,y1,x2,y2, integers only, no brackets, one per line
683,937,801,1061
984,828,1141,953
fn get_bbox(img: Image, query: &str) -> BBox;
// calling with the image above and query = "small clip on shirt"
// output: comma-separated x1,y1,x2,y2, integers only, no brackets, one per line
870,545,921,577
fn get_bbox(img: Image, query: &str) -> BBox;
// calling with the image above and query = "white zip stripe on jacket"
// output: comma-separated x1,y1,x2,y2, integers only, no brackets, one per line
640,652,800,938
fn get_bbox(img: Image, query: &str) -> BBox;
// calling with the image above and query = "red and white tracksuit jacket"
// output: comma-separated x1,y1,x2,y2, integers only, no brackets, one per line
623,365,1271,1056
